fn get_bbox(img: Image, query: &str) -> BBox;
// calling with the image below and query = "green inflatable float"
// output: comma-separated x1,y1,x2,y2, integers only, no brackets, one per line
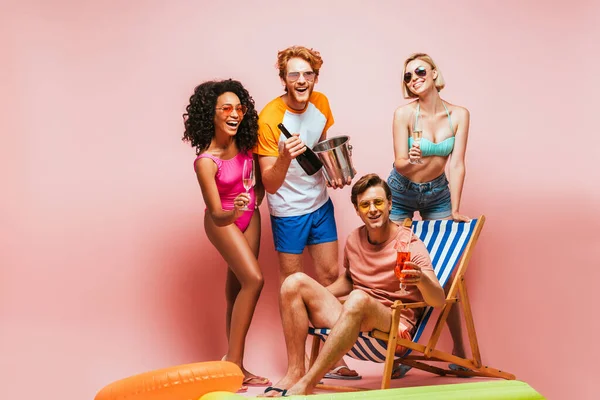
199,380,544,399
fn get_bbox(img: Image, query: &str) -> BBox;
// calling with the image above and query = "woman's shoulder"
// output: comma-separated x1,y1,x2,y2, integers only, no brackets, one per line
194,152,221,170
444,101,470,120
395,100,418,113
194,146,231,167
196,149,222,160
393,100,418,119
199,144,246,160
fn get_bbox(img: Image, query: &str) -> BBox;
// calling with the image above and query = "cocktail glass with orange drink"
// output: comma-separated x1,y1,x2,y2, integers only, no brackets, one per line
394,227,413,292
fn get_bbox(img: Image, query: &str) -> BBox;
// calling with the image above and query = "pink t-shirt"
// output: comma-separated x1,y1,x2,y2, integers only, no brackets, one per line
343,224,434,333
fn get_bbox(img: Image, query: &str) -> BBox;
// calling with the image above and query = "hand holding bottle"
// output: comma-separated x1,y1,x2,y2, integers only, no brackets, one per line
277,123,323,176
281,133,307,161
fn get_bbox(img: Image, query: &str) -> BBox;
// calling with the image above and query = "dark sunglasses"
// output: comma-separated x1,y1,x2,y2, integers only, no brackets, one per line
403,66,427,83
215,104,247,116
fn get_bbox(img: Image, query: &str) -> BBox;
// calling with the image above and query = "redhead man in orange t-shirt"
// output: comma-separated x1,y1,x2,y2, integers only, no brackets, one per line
256,45,356,381
262,174,445,397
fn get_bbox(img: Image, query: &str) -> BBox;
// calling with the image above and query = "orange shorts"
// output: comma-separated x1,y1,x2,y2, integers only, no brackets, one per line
394,322,413,355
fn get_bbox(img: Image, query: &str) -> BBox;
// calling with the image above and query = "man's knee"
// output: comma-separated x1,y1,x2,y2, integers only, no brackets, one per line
281,272,311,296
343,290,372,314
317,265,339,286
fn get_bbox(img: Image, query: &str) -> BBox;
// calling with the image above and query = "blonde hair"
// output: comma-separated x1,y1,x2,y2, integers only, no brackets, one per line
277,46,323,79
402,53,446,99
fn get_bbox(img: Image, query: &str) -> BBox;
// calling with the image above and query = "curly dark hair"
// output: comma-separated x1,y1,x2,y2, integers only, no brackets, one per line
182,79,259,155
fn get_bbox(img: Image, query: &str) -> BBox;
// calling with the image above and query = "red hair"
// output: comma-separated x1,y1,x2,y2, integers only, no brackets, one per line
277,46,323,79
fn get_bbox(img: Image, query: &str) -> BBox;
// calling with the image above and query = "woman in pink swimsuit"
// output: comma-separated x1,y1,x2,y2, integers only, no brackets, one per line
182,79,269,390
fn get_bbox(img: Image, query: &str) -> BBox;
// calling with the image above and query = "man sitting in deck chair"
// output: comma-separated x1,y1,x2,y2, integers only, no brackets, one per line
262,174,445,397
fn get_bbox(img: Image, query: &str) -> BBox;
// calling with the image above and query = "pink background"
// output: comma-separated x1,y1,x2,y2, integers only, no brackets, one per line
2,1,599,399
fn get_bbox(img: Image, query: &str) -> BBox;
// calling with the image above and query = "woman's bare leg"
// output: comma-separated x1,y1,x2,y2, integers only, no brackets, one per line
238,210,269,381
205,212,266,378
439,215,466,358
225,267,241,342
225,210,262,343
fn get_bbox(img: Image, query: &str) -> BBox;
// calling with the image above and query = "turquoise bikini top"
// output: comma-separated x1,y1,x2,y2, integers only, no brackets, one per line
408,102,455,157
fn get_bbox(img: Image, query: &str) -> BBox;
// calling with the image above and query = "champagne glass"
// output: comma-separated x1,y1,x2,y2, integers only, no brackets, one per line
409,129,423,164
240,159,255,211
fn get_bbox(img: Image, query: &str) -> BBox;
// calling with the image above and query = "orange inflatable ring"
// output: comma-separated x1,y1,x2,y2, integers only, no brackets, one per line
94,361,243,400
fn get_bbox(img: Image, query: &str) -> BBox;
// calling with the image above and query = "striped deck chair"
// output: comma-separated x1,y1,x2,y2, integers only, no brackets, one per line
308,216,515,391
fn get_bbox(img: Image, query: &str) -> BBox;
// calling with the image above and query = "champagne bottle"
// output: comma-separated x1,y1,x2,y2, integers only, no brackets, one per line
277,123,323,176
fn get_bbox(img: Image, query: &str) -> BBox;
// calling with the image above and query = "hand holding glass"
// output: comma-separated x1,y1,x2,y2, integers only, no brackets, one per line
241,159,255,211
409,129,423,164
395,249,412,292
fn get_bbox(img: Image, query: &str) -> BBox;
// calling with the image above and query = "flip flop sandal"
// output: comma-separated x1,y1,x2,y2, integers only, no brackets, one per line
449,363,473,378
243,376,272,386
263,386,288,396
323,366,362,380
391,364,412,379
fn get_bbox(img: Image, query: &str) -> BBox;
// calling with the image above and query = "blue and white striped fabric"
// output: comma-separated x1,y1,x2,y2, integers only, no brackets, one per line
308,219,477,363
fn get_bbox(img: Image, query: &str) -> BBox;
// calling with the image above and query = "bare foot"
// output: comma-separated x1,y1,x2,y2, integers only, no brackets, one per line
222,356,271,389
259,372,303,397
242,372,271,386
281,378,313,397
260,387,287,397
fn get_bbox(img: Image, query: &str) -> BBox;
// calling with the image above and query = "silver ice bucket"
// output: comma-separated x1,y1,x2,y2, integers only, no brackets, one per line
312,135,356,186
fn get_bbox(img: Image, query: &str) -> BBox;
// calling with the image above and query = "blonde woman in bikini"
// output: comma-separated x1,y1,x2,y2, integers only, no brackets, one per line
387,52,471,378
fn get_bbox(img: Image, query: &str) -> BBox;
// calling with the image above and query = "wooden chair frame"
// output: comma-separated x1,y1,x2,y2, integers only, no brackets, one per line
309,216,515,391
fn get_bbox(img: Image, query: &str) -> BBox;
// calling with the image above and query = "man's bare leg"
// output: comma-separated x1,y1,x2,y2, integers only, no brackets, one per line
308,241,339,286
282,290,393,396
262,273,344,397
277,252,303,285
307,241,359,377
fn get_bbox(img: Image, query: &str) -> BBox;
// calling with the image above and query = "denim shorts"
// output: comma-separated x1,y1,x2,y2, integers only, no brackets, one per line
270,198,338,254
387,168,452,221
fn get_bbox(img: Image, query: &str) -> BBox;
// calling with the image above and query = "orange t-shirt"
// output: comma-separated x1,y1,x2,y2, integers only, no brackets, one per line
254,91,334,217
343,224,434,333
